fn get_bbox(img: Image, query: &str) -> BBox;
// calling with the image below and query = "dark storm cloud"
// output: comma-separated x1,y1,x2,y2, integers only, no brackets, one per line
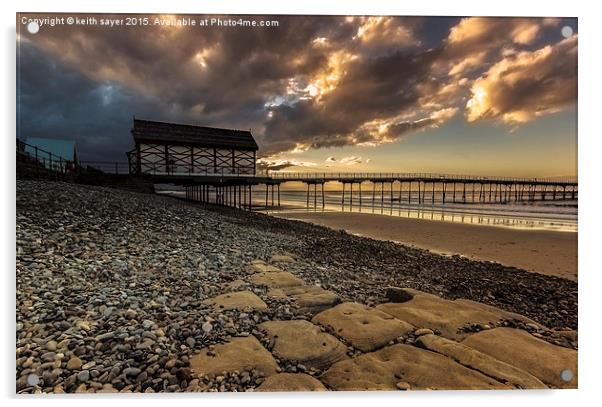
17,14,577,161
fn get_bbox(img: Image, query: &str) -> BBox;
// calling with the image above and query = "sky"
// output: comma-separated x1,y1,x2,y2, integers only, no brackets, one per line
16,14,577,176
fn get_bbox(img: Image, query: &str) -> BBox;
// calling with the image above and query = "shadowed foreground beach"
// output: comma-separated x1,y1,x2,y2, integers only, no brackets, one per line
275,211,577,281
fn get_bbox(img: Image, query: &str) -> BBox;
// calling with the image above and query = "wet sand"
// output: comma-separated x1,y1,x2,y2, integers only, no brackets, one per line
275,211,577,281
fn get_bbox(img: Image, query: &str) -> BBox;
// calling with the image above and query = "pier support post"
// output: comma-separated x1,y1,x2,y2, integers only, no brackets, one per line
432,182,435,204
322,183,325,208
442,182,446,204
408,181,412,205
350,183,353,209
342,183,345,210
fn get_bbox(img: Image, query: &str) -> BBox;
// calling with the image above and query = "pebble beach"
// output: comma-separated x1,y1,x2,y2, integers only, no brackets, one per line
16,180,578,393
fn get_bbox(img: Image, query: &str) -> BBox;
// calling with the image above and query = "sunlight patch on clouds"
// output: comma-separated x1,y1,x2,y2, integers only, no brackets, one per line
466,35,577,124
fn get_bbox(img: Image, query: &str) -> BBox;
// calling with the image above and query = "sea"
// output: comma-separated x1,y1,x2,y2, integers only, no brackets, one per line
156,184,578,233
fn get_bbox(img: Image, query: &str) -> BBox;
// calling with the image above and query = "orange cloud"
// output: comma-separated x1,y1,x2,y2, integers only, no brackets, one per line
466,35,577,124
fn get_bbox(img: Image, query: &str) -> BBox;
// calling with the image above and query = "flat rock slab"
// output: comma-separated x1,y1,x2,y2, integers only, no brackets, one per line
250,272,305,289
321,343,508,391
256,373,326,392
247,261,283,274
190,336,278,378
259,320,348,369
268,285,339,313
226,279,247,290
202,291,268,312
270,254,296,263
416,334,547,389
462,327,577,388
377,288,538,340
312,302,414,352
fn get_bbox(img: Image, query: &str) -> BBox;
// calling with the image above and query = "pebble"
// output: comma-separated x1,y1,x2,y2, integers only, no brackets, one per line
123,367,141,377
66,357,83,370
396,381,411,390
414,328,434,336
77,370,90,383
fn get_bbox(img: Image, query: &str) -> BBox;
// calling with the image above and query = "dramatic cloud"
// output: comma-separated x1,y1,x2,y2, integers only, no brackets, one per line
17,14,577,162
466,35,577,124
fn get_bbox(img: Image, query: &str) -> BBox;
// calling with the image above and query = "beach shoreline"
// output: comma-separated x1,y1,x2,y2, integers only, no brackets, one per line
16,180,578,393
273,211,577,281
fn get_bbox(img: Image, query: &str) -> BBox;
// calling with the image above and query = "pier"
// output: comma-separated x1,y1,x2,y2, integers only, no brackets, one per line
17,137,578,211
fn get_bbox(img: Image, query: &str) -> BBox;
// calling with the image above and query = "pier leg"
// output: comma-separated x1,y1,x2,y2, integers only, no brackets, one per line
249,185,253,211
314,184,317,209
359,182,362,210
342,183,345,210
390,182,394,207
306,183,310,208
432,182,435,204
372,182,376,211
442,182,446,204
399,182,403,206
453,182,456,203
472,184,475,203
278,184,281,207
350,183,353,209
266,185,269,208
418,181,421,204
322,183,325,208
408,181,412,205
381,182,384,209
271,184,274,207
462,183,466,203
489,184,492,202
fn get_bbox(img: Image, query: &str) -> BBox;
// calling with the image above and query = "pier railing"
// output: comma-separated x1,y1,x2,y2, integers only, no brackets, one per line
269,172,577,185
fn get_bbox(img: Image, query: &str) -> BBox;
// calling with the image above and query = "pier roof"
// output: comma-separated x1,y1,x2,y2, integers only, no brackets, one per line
131,119,258,150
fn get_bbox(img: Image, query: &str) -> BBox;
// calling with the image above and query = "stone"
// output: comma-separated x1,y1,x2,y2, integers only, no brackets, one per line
321,343,508,391
142,320,154,329
312,302,414,352
186,337,196,348
202,291,268,312
377,288,540,340
416,334,547,389
414,328,434,336
259,320,348,369
123,367,141,377
462,327,577,388
268,285,339,313
77,370,90,383
124,308,138,319
66,357,83,370
396,381,411,390
250,272,305,289
190,336,278,378
257,373,326,392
